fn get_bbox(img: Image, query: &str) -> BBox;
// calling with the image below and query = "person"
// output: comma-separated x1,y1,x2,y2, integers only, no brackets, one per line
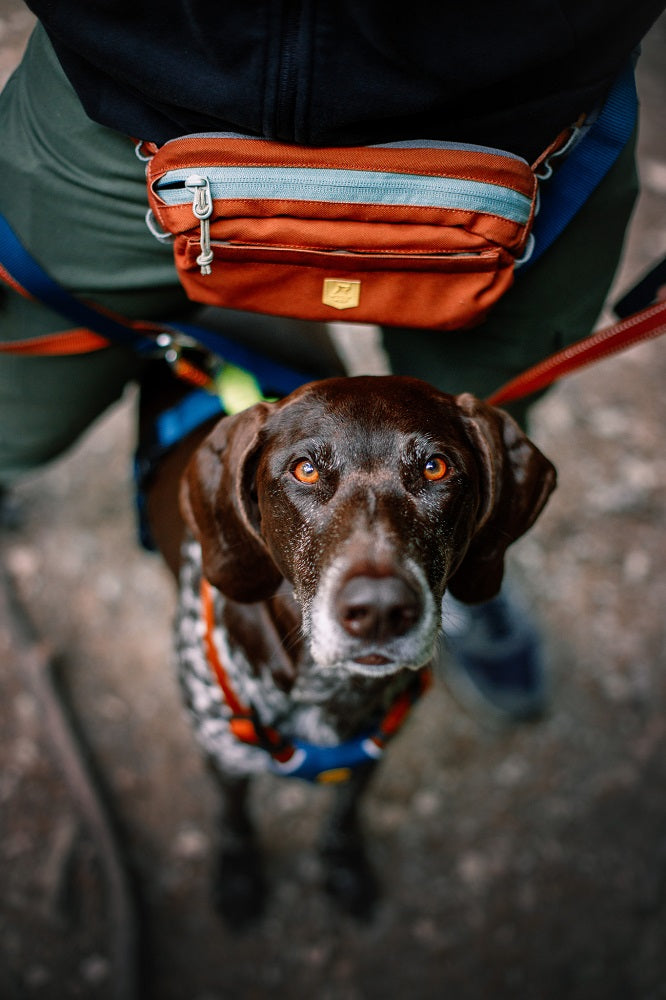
1,2,664,720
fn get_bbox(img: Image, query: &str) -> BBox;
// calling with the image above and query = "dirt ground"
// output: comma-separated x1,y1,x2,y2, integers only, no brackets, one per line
1,7,665,1000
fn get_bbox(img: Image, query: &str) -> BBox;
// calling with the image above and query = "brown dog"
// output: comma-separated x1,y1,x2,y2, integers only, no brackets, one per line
146,374,555,923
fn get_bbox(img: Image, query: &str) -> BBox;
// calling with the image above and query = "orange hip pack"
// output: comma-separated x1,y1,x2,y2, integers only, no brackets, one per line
143,134,541,331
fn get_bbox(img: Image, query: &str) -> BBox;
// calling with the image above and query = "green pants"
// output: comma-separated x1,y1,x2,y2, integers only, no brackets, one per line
0,25,639,483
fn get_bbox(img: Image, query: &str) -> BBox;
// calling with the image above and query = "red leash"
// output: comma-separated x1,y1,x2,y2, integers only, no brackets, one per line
486,297,666,407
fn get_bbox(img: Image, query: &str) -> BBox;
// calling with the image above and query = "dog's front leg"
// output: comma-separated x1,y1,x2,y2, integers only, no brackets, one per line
207,768,266,927
319,762,380,919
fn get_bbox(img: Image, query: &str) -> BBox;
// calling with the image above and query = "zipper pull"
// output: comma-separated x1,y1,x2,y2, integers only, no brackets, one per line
185,174,214,275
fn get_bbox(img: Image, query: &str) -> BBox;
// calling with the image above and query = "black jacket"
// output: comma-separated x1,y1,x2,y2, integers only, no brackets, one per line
27,1,665,161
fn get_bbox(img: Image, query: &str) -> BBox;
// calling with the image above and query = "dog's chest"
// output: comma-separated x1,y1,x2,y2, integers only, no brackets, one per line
175,539,405,777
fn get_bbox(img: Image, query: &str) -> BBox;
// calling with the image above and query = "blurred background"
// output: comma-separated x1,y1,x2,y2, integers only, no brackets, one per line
1,5,665,998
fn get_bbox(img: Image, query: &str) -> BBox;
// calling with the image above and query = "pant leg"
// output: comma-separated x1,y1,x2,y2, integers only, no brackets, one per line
381,127,640,427
0,25,191,483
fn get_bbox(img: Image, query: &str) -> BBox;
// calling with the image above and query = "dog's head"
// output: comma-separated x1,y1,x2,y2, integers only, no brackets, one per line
181,376,555,676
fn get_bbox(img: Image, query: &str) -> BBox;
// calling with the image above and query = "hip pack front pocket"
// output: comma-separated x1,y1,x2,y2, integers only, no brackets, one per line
145,135,539,331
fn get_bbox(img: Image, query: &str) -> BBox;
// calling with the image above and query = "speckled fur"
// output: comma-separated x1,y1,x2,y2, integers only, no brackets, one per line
175,535,416,779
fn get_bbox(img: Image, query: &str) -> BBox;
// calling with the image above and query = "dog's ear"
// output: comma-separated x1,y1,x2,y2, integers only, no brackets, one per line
446,393,556,604
180,402,283,602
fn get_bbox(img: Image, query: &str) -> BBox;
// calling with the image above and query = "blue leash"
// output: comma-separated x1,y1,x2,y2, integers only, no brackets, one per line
0,207,313,399
0,211,156,354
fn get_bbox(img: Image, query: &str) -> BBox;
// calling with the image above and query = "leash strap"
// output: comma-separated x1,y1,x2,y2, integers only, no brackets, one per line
0,322,110,356
0,212,313,398
0,214,159,353
486,297,666,407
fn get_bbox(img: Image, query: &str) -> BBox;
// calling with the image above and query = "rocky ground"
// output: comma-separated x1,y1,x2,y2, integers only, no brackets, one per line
1,6,665,999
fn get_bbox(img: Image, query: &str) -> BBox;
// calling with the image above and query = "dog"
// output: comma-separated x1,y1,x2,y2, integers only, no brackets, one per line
145,374,556,923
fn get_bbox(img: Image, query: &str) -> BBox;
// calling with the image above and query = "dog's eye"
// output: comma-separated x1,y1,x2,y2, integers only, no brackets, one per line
292,459,320,484
423,455,449,482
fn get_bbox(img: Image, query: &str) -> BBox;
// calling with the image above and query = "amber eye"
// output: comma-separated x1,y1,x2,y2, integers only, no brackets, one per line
423,455,449,481
292,459,320,484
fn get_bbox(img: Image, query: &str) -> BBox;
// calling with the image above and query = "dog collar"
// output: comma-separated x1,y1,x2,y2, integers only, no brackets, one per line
200,577,431,783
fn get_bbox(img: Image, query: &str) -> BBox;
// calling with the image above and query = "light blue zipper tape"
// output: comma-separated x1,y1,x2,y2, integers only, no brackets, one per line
156,166,532,224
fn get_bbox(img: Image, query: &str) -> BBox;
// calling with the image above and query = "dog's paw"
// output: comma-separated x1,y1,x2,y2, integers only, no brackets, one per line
321,844,380,921
212,847,266,929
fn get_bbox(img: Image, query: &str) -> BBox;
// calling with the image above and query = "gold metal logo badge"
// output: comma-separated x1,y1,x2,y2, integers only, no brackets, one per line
322,278,361,310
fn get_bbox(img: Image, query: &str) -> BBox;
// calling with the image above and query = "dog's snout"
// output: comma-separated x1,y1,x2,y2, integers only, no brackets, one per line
335,574,422,642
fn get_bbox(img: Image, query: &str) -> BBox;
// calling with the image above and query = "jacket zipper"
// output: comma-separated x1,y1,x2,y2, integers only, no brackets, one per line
272,0,307,141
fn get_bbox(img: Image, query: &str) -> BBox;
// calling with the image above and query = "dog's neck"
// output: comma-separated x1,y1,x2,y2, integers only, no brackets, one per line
179,537,418,742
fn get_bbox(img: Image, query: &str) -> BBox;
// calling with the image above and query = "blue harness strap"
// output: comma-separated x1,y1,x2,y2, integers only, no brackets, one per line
268,667,432,782
133,387,227,549
269,732,385,783
233,673,432,785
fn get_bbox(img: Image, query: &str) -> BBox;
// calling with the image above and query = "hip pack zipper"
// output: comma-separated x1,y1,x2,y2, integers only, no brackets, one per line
157,166,533,276
158,167,533,222
184,174,214,275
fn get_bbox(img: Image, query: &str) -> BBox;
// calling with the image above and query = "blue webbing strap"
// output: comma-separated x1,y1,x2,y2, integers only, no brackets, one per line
163,320,311,397
527,62,638,267
0,213,156,353
0,215,312,399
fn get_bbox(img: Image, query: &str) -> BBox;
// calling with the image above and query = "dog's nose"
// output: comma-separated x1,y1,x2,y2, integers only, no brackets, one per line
336,575,421,641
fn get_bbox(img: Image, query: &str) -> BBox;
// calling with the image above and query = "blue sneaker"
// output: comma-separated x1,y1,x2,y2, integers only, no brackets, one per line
440,586,548,722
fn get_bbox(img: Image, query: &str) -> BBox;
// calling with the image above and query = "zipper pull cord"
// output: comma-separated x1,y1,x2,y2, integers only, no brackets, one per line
185,174,214,275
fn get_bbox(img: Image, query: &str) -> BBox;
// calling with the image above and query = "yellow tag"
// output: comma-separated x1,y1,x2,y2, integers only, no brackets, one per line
322,278,361,310
215,363,264,414
316,767,352,784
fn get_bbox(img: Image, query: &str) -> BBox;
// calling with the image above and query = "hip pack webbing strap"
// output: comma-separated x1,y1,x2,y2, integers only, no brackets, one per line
526,61,638,267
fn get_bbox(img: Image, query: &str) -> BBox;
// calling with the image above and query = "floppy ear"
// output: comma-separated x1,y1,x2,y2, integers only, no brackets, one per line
179,402,283,602
446,393,556,604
